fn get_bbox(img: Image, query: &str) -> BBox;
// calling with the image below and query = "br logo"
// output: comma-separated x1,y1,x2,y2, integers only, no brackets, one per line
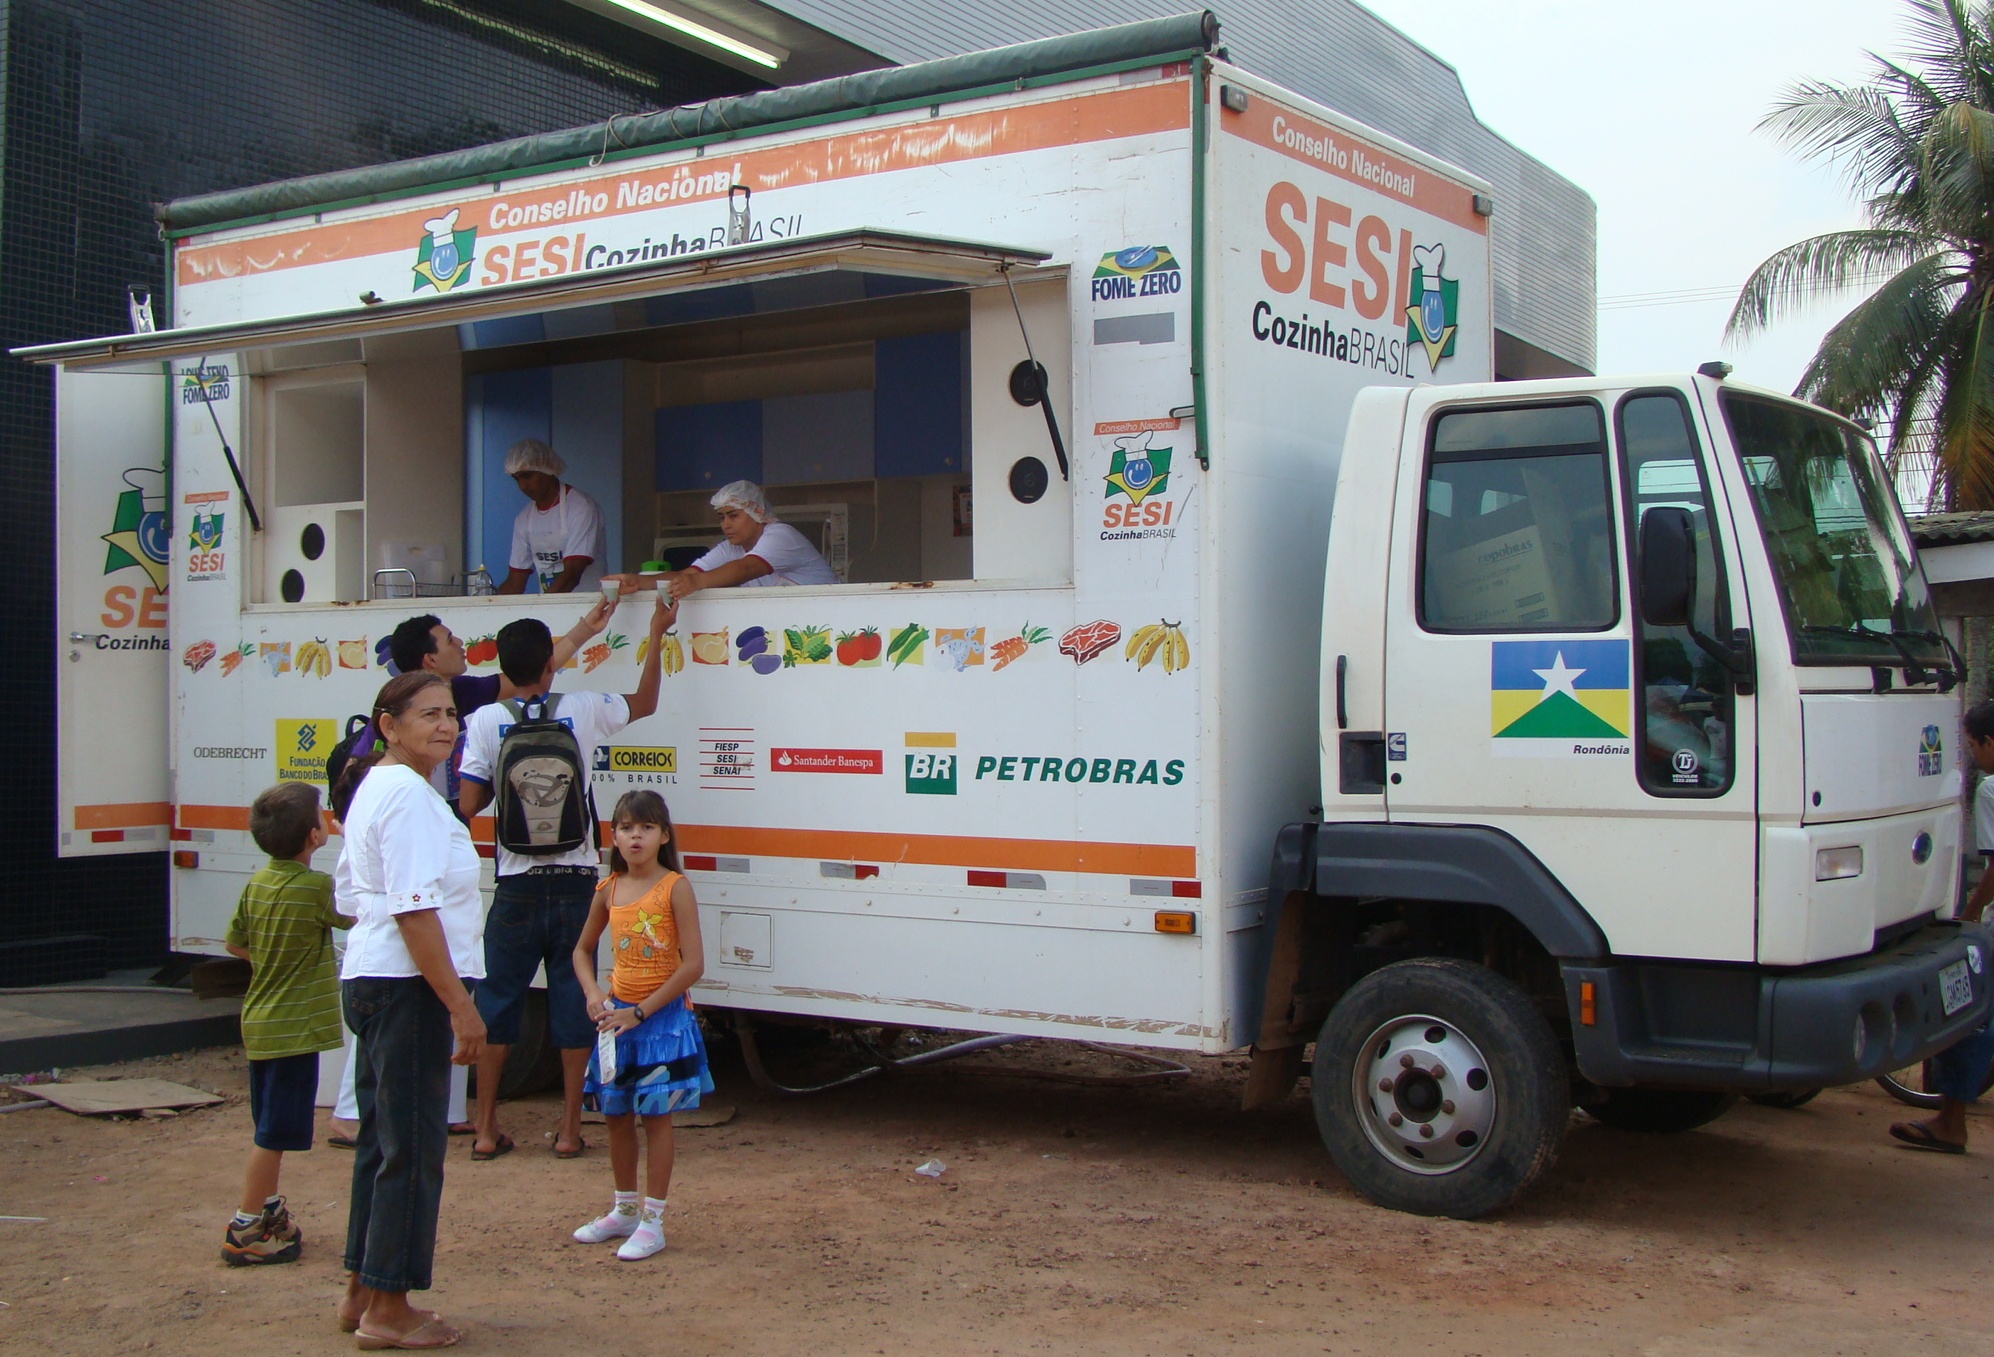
413,208,477,293
905,751,956,795
1405,242,1458,370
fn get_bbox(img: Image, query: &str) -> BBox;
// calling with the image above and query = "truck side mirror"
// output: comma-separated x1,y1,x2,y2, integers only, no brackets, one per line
1639,506,1695,628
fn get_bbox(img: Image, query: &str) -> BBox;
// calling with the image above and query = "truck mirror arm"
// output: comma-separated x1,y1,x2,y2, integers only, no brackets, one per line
1688,623,1756,697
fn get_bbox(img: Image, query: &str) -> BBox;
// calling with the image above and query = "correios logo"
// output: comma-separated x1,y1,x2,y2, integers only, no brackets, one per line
1405,243,1458,369
1091,245,1181,302
413,209,477,293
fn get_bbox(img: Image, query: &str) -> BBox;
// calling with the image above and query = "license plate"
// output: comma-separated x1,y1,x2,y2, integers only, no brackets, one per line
1940,958,1974,1017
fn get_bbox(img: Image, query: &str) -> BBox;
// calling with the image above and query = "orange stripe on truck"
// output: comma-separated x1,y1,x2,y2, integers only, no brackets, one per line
176,80,1190,285
74,802,171,830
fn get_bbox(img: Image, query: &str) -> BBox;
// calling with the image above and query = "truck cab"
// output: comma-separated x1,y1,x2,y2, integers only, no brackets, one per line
1254,370,1992,1218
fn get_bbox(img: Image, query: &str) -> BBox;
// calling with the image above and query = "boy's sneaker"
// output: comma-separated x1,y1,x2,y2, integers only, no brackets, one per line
573,1207,640,1244
222,1202,302,1266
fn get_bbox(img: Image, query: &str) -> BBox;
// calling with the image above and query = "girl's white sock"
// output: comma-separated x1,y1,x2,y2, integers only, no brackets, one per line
616,1197,669,1260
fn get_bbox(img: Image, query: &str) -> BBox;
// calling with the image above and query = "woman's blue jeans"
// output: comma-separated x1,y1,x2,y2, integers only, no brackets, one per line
342,976,454,1293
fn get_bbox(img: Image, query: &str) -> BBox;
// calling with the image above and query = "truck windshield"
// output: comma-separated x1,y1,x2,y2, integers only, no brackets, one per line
1719,393,1945,670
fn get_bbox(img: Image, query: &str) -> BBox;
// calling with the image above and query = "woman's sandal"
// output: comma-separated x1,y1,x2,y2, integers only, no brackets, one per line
1889,1121,1967,1154
342,1308,438,1334
469,1132,515,1161
354,1317,461,1350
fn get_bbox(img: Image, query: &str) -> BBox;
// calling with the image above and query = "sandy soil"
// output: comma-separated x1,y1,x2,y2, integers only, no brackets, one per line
2,1033,1992,1356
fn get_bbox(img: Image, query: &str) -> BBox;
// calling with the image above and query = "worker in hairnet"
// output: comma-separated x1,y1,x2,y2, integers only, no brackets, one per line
496,439,606,595
657,480,836,600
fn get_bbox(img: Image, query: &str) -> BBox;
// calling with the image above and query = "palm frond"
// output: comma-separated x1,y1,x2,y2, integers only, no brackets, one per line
1725,230,1940,337
1760,83,1921,195
1791,252,1960,414
1932,290,1994,507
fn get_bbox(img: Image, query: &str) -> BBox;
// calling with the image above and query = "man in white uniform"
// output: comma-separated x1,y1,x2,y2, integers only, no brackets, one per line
660,479,836,600
497,439,606,595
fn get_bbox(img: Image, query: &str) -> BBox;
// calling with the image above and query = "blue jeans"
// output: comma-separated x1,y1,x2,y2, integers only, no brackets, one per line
476,870,598,1049
1932,1019,1994,1103
342,976,453,1293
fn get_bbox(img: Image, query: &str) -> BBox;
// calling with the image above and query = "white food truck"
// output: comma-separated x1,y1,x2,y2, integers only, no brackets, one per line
21,14,1989,1218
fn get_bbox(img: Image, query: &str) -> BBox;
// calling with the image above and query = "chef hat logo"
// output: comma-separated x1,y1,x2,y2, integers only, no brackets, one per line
423,209,461,246
1411,243,1446,291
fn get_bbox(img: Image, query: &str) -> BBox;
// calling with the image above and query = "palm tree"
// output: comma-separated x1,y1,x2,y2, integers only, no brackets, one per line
1727,0,1994,509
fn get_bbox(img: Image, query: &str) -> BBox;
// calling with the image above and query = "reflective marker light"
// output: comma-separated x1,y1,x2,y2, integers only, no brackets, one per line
1154,911,1197,934
1579,980,1596,1027
172,851,199,870
1816,845,1863,881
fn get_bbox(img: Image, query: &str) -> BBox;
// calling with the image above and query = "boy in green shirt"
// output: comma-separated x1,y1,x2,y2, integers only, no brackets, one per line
221,781,352,1265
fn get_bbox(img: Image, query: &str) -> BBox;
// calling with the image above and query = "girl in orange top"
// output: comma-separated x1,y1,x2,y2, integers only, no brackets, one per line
570,790,709,1261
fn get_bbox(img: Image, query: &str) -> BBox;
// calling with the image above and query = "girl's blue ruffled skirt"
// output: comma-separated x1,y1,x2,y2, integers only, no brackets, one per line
582,994,714,1117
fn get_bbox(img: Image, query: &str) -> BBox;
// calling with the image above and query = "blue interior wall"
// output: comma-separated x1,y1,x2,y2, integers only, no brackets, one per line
466,362,625,584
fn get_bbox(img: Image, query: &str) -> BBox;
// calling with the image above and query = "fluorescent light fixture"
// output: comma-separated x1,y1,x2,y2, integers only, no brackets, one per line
597,0,784,68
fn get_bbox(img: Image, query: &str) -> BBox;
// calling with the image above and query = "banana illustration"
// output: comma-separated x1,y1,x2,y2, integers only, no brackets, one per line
295,639,332,678
1125,622,1163,661
664,632,684,675
636,637,650,665
1127,620,1190,674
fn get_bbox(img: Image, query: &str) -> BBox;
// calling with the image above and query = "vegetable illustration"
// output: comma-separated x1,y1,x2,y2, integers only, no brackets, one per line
336,639,368,669
375,636,394,669
1058,620,1121,665
1126,620,1190,674
783,626,833,667
887,623,929,668
691,630,729,664
737,626,770,662
465,635,498,666
182,639,217,673
260,642,291,676
750,653,783,675
990,623,1050,672
835,627,882,667
218,643,253,676
583,633,630,672
295,638,332,677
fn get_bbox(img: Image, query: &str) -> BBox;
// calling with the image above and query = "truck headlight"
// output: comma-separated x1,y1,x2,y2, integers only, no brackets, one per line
1816,846,1863,881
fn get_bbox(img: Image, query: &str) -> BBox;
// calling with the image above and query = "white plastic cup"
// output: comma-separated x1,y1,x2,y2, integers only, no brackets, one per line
601,579,621,607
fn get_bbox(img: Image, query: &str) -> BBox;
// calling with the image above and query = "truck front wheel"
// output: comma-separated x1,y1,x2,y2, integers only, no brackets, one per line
1312,957,1569,1219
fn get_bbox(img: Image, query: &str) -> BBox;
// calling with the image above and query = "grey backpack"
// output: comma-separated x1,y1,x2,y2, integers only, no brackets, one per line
492,695,594,856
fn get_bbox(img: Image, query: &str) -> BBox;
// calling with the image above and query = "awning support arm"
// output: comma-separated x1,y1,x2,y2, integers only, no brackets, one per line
1001,263,1070,481
195,356,260,533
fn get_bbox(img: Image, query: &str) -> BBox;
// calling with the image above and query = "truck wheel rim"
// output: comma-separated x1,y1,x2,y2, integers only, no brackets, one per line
1351,1013,1496,1176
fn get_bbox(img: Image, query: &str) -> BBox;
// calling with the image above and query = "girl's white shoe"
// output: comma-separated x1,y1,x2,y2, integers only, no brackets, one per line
616,1216,667,1260
573,1206,640,1244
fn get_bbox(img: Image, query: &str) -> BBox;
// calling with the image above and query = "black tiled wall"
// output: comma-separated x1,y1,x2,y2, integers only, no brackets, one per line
0,0,762,979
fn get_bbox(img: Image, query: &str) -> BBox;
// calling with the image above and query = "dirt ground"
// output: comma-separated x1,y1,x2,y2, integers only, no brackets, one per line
3,1033,1992,1357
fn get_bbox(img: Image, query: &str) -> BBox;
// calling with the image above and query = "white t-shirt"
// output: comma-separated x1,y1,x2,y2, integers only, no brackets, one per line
510,484,606,593
337,764,486,981
459,689,631,877
1976,775,1994,858
692,520,836,587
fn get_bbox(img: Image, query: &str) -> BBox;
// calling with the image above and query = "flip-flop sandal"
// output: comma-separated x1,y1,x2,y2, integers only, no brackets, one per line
354,1317,461,1350
553,1136,588,1159
1890,1121,1967,1154
470,1133,515,1161
327,1133,358,1151
342,1308,437,1334
447,1123,476,1136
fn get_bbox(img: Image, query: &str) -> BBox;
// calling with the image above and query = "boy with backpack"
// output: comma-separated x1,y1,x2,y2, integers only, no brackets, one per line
458,596,674,1161
221,782,352,1265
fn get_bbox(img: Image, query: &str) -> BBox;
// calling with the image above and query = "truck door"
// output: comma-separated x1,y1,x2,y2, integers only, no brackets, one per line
55,365,172,855
1383,388,1758,963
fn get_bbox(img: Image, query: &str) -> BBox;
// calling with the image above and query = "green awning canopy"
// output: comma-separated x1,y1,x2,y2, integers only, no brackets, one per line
158,11,1219,235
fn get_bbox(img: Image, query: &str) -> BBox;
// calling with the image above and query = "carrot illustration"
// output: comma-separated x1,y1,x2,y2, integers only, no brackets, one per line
582,642,612,673
990,623,1050,672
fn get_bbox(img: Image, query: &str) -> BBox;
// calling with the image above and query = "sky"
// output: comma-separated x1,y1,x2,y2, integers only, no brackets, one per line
1357,0,1912,392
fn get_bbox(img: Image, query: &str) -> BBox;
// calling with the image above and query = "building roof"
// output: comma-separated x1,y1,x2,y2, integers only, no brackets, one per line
1912,511,1994,549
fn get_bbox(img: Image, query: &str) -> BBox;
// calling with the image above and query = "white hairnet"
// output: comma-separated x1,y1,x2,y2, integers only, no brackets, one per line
710,479,776,523
504,438,565,478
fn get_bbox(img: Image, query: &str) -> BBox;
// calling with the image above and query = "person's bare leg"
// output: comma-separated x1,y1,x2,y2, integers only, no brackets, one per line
237,1146,282,1216
339,1277,373,1329
606,1114,639,1192
473,1043,509,1154
643,1115,676,1201
554,1047,589,1155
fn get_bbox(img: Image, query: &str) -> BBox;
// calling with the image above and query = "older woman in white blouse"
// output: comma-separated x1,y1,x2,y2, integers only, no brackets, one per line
335,672,486,1348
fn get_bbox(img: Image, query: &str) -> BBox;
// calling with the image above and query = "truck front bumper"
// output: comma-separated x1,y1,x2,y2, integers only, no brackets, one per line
1565,922,1992,1091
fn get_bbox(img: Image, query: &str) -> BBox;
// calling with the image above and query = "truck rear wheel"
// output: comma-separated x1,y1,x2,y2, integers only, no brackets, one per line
1582,1089,1737,1132
1312,957,1568,1219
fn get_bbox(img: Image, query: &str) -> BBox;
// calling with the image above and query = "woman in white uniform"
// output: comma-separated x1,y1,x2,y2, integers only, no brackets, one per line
496,439,606,595
657,480,836,598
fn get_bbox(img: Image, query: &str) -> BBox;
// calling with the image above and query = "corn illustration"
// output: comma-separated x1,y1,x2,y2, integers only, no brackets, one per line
1125,620,1190,674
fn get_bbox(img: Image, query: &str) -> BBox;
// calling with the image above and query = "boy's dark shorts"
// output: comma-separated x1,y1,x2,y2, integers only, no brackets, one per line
475,869,598,1049
248,1052,320,1152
